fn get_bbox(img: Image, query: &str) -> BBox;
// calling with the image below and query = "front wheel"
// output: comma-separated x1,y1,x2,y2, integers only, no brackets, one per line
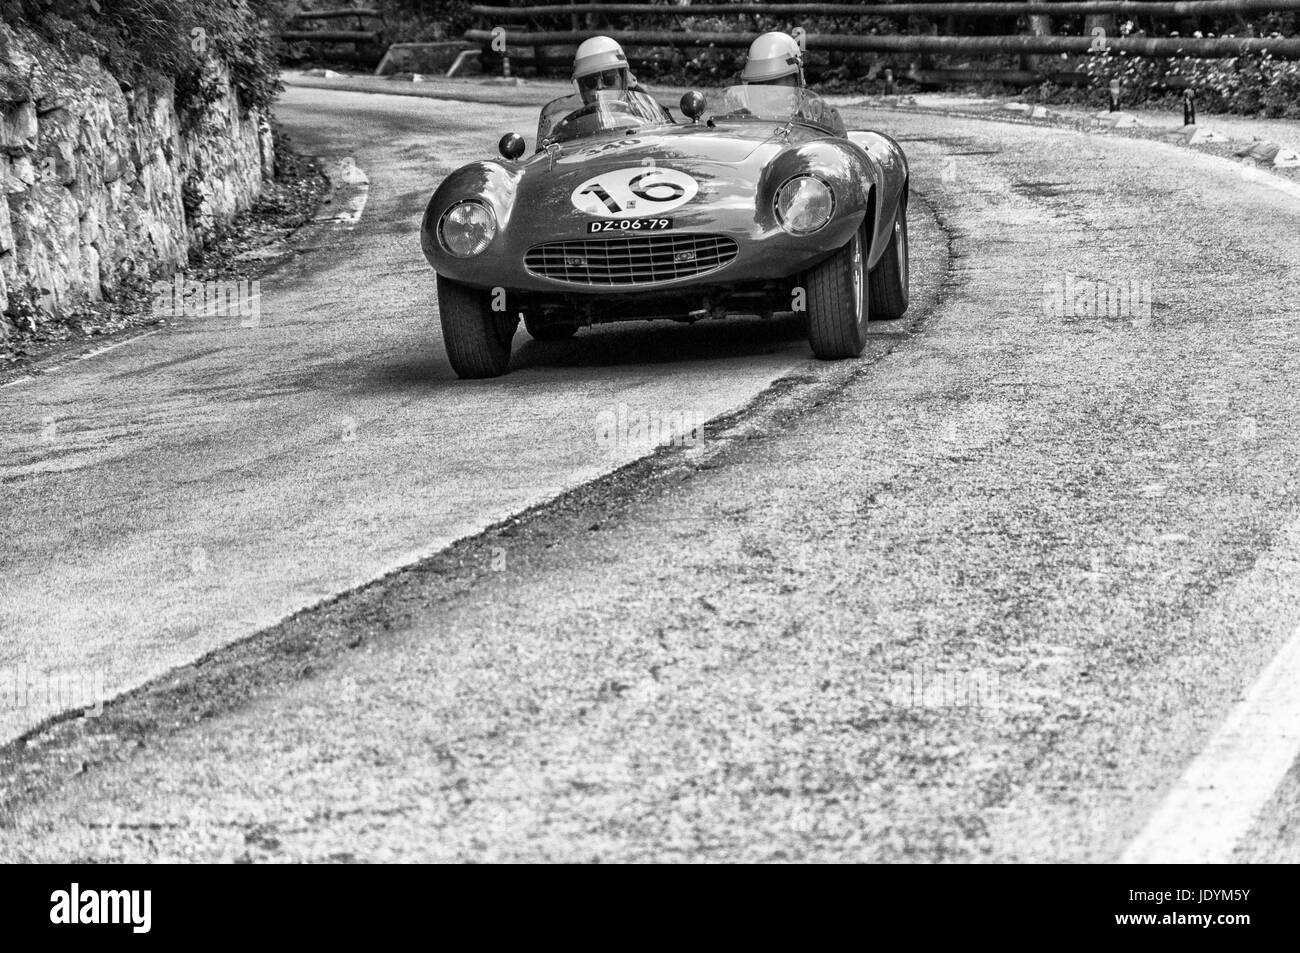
437,274,518,379
869,199,909,320
805,224,868,359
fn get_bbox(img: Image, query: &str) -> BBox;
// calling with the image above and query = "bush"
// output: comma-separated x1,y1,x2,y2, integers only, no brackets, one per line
378,0,473,43
1081,49,1300,118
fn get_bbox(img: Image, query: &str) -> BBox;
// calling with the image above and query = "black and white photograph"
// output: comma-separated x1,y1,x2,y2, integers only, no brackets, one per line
0,0,1298,896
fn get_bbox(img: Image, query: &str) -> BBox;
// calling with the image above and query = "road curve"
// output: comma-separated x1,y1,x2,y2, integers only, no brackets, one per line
3,93,1300,863
0,87,837,742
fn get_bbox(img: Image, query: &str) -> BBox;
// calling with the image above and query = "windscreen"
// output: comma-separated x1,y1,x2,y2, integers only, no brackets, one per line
713,85,806,121
711,85,843,134
539,90,671,146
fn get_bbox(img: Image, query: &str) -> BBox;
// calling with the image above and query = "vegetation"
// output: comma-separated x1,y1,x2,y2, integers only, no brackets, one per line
1080,51,1300,118
0,0,285,117
378,0,474,43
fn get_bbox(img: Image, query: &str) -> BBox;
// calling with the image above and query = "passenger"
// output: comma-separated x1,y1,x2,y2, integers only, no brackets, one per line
740,31,806,89
739,31,847,137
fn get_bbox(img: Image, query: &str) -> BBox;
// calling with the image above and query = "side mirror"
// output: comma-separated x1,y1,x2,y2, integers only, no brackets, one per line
680,91,706,123
499,133,526,160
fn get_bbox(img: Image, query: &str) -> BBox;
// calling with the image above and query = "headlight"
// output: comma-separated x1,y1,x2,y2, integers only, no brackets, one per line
439,201,497,257
774,176,834,235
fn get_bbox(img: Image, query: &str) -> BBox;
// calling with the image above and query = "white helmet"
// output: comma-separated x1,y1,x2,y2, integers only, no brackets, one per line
573,35,628,81
740,32,804,85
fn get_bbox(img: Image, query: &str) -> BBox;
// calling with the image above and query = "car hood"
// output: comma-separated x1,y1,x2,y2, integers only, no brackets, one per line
502,122,827,238
543,121,800,167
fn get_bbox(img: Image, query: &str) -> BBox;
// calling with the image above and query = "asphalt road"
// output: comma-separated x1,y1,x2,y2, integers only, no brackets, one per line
2,84,1300,862
0,87,826,742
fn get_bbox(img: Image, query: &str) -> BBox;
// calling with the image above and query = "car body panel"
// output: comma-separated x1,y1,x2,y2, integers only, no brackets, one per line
421,94,908,312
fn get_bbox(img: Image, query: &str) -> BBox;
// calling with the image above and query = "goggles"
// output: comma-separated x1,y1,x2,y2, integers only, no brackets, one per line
576,69,629,95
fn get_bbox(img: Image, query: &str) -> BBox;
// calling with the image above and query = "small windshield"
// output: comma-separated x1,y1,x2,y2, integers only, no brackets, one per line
713,85,806,122
710,85,844,135
539,89,671,146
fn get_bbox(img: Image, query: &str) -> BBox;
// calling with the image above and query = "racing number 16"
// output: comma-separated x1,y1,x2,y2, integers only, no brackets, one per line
579,172,686,214
628,172,685,203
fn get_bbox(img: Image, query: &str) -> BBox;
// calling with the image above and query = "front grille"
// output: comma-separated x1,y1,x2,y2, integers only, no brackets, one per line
524,233,739,286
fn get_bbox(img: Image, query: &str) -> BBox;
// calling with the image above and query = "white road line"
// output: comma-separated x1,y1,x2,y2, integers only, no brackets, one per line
75,330,158,361
1121,624,1300,863
0,327,158,387
313,156,370,227
0,331,159,390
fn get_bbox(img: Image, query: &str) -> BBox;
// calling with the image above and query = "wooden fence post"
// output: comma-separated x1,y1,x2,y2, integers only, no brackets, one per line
1024,13,1053,75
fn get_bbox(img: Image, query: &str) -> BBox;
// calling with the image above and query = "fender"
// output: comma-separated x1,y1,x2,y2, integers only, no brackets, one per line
848,130,909,268
421,160,523,270
759,139,872,257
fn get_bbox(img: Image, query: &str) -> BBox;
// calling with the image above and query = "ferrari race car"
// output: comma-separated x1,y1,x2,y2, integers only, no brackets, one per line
420,85,910,378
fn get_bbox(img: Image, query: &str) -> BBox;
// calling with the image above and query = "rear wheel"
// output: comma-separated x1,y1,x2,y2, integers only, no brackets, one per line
524,313,579,341
437,274,517,379
805,224,868,359
869,199,909,320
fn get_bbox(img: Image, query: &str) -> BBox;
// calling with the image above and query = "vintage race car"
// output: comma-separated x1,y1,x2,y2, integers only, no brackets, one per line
420,85,909,378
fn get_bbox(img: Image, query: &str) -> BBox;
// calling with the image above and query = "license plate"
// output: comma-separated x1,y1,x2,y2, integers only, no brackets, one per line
587,218,673,234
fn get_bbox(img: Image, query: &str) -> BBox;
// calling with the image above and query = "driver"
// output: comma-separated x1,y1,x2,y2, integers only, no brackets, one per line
739,32,847,136
537,36,669,145
573,35,636,104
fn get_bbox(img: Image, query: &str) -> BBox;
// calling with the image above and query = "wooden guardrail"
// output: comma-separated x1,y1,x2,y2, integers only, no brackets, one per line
291,7,382,17
464,28,1300,59
279,7,386,65
466,0,1300,88
472,1,1300,16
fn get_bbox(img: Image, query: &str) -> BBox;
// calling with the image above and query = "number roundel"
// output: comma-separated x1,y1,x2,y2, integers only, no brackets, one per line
571,167,699,218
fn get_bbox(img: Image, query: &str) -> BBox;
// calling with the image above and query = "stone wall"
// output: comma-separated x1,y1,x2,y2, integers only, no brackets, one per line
0,21,273,328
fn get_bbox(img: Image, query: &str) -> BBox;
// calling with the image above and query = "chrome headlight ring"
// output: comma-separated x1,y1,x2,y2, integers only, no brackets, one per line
774,175,835,236
439,200,498,258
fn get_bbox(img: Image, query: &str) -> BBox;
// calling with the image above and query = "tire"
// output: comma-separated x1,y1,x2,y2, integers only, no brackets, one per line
436,274,518,379
869,199,909,320
523,314,579,341
805,223,868,359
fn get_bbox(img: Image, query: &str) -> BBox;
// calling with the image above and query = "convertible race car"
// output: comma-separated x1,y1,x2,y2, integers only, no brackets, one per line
420,85,909,378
